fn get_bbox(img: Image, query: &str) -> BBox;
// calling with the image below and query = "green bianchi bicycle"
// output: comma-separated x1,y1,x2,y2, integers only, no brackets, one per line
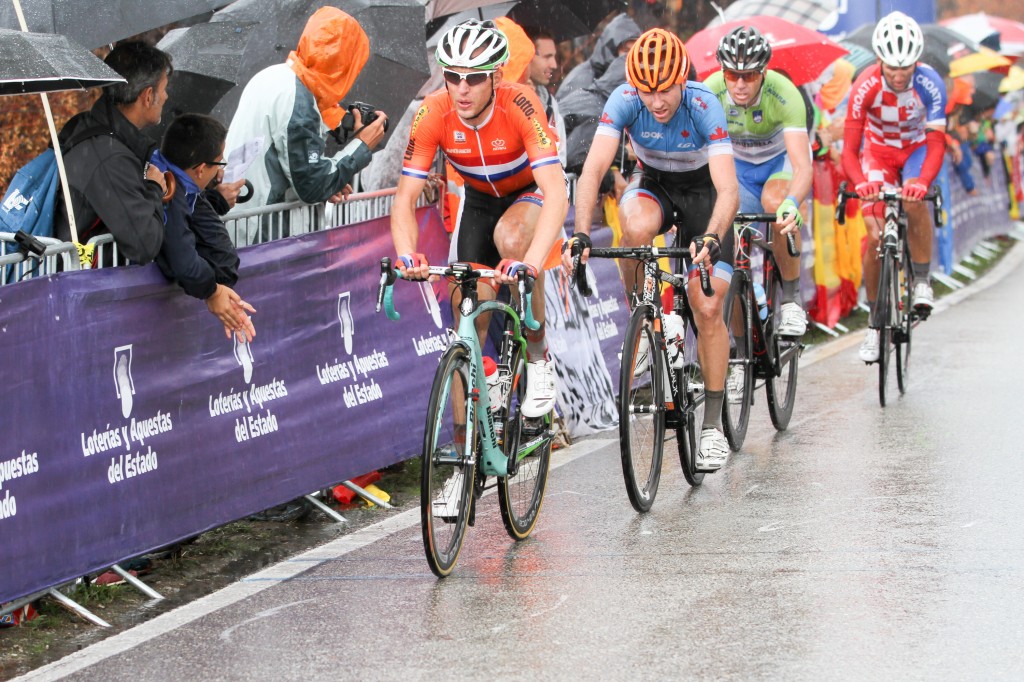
836,183,943,407
378,259,553,577
573,243,714,512
721,212,803,451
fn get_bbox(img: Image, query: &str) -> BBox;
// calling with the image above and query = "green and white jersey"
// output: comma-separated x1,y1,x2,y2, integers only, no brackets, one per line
704,69,807,166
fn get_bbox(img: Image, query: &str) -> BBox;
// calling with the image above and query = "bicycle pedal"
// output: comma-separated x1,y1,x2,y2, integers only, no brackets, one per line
521,418,546,438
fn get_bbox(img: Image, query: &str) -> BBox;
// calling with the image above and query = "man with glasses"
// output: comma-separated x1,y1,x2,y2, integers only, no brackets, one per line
391,19,568,419
151,114,255,342
704,25,812,402
704,28,806,337
842,11,947,363
564,28,740,471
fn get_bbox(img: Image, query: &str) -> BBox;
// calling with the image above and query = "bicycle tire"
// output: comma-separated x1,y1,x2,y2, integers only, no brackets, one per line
722,274,754,451
619,304,665,512
895,242,913,394
498,340,551,539
765,263,799,430
877,250,895,407
421,345,476,578
677,353,705,487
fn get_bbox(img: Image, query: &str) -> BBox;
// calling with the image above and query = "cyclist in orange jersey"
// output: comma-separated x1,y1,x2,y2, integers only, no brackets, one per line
391,19,569,418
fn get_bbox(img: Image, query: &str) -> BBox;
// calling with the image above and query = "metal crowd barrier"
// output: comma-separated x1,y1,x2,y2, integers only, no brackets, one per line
222,187,422,247
0,233,80,285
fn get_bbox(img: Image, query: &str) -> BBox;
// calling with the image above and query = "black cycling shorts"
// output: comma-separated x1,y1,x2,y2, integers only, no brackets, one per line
621,165,734,269
450,183,542,267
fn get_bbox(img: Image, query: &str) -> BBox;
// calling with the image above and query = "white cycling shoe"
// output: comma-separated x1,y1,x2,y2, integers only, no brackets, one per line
726,365,745,405
522,359,557,418
912,281,934,310
777,302,807,336
697,427,730,471
859,328,880,363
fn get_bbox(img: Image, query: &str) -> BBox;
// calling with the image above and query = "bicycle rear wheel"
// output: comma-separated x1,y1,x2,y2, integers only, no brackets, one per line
498,342,551,540
677,356,705,487
421,345,476,578
722,274,754,450
877,250,896,407
764,264,799,430
619,304,665,512
895,243,913,394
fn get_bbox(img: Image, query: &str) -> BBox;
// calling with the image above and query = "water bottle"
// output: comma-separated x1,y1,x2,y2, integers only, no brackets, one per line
753,283,769,321
663,312,686,370
482,356,502,412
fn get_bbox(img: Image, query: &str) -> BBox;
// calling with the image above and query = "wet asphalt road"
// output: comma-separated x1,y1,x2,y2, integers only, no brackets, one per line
22,248,1024,681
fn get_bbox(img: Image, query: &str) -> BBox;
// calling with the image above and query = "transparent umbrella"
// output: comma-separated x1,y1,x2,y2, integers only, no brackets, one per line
1,0,128,246
0,27,125,95
0,0,234,49
210,0,430,141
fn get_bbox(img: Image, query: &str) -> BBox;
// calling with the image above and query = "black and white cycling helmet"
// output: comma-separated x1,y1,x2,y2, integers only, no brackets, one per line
716,25,772,72
872,11,924,68
435,19,509,70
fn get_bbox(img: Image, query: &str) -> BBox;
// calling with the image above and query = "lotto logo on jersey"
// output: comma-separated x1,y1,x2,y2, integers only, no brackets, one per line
410,104,428,136
531,119,553,149
492,138,507,151
454,131,466,143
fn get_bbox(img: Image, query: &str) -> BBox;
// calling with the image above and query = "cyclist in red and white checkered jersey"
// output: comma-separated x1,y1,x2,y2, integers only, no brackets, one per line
842,11,947,363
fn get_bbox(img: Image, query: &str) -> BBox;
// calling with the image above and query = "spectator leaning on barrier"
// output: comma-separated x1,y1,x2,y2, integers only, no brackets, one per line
224,7,387,220
151,114,256,342
54,42,172,264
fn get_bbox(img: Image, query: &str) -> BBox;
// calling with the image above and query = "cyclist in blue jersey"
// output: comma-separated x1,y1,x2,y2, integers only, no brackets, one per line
563,28,740,471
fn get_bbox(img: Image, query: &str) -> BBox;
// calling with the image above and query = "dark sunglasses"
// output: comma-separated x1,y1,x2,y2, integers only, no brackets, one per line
723,69,762,83
442,69,492,87
206,160,228,167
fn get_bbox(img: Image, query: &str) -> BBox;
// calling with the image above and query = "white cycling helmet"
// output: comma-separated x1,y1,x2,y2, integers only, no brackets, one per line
872,11,924,68
435,19,509,70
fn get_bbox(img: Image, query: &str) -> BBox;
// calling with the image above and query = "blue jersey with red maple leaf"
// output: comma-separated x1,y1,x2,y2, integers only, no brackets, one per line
596,81,733,174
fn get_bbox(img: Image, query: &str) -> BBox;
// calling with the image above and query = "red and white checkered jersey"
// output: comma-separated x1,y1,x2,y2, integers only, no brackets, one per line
847,63,947,149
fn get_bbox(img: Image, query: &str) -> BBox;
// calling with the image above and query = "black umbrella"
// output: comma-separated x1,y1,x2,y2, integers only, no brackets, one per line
210,0,430,141
845,23,983,79
0,27,125,95
0,0,234,50
507,0,594,42
151,21,257,137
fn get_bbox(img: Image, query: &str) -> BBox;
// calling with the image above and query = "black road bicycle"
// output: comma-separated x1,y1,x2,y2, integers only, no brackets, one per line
574,243,714,512
836,182,943,407
722,213,803,450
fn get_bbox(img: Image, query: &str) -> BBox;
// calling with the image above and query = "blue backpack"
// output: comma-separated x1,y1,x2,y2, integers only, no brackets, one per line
0,125,112,254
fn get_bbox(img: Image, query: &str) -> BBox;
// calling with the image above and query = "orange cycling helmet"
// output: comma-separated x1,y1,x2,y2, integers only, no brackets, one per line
626,28,688,93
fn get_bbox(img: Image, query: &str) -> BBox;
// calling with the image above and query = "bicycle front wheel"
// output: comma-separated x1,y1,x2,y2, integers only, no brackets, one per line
498,342,551,540
421,345,476,578
722,274,754,450
877,250,896,407
895,243,913,394
677,357,705,487
619,304,665,512
765,266,799,430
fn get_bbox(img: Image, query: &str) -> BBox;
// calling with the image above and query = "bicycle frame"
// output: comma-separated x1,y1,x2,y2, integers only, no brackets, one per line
379,260,542,478
731,214,785,374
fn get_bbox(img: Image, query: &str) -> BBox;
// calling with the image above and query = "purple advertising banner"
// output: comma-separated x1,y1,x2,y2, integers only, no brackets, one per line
0,208,452,603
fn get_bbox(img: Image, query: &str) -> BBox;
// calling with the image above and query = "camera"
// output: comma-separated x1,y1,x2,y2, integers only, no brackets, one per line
333,102,388,144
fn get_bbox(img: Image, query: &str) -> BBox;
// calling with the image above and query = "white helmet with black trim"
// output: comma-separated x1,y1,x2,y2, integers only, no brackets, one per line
435,19,509,70
872,11,924,68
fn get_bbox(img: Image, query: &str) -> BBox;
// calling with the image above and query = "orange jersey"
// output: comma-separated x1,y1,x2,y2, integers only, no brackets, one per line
401,82,561,197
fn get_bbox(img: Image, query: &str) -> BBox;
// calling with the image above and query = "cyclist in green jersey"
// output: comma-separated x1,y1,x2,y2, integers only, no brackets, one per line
705,26,812,350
